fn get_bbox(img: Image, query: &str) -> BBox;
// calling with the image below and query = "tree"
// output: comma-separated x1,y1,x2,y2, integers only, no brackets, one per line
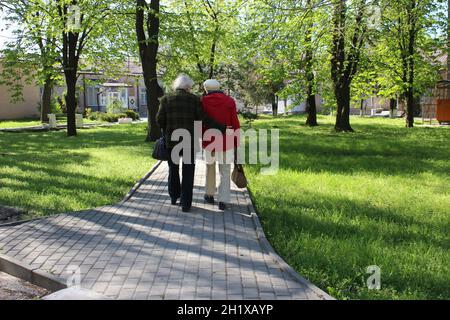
136,0,163,142
380,0,445,127
159,0,242,88
57,1,118,136
1,1,133,133
241,0,330,122
0,1,59,123
331,0,368,132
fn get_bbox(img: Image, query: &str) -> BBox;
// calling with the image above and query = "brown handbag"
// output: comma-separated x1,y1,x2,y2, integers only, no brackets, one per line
232,164,248,188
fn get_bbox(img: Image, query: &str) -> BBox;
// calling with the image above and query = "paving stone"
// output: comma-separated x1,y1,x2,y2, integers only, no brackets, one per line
0,159,328,301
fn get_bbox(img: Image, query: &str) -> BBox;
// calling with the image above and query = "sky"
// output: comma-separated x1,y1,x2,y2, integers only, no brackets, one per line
0,11,14,50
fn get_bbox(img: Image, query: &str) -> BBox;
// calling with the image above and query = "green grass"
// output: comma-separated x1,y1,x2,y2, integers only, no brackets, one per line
0,123,155,218
0,119,42,129
246,115,450,300
0,117,110,129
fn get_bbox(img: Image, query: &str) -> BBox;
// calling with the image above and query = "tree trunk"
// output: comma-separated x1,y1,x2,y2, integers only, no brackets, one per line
41,75,53,123
306,85,318,126
335,85,353,132
146,82,162,142
63,37,79,137
66,74,77,137
136,0,162,142
406,89,415,128
305,0,318,127
271,93,278,117
390,98,397,119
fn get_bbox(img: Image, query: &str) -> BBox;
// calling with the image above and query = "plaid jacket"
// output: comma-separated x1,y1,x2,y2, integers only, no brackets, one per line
157,89,226,149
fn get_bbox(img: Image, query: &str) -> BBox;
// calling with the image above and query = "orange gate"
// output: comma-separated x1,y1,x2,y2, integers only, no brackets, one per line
436,99,450,123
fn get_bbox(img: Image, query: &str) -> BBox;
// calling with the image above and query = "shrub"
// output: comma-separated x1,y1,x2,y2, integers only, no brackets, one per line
100,113,119,123
50,98,63,114
125,110,140,121
87,110,139,123
107,99,127,114
87,111,101,121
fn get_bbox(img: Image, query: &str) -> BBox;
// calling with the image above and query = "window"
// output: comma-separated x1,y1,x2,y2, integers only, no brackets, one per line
140,88,147,106
86,86,98,107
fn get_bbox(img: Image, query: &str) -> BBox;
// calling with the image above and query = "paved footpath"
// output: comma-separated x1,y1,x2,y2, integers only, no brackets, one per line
0,159,331,300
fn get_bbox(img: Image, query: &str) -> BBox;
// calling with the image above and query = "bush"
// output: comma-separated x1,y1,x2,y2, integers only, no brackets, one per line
107,99,127,114
87,111,101,121
125,110,140,121
50,98,63,114
86,110,139,123
99,113,126,123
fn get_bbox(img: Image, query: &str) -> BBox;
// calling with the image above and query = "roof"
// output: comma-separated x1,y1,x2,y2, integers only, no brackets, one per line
436,79,450,88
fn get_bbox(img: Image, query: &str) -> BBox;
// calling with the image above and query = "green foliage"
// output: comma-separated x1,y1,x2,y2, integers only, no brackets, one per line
0,1,62,103
87,112,125,123
124,110,140,121
86,109,138,123
354,0,447,104
107,99,127,114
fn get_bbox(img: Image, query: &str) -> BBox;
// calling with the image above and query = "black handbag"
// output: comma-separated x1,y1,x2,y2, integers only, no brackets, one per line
152,136,169,161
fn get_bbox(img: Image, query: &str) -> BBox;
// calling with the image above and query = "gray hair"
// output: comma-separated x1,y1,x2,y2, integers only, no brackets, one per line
173,74,194,91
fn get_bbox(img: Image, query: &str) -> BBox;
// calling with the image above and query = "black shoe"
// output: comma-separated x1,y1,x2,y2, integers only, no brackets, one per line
171,198,179,205
219,202,227,211
204,195,215,205
182,207,191,213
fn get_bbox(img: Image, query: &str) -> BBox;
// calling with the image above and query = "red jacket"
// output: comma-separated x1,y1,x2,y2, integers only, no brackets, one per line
201,92,241,151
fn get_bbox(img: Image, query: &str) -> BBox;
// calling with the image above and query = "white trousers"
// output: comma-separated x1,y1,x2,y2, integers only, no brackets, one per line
205,150,233,204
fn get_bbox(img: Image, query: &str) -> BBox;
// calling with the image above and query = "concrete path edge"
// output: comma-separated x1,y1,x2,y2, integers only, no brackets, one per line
0,253,67,292
120,161,162,204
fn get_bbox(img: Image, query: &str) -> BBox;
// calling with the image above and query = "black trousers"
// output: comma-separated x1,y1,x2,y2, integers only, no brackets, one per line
167,148,196,209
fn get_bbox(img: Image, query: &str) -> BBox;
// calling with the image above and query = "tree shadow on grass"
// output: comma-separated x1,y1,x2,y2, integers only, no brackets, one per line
252,188,450,299
0,124,150,152
248,120,450,177
0,125,153,215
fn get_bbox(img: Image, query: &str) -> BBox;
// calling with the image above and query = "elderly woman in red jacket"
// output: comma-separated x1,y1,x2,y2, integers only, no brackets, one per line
201,79,241,211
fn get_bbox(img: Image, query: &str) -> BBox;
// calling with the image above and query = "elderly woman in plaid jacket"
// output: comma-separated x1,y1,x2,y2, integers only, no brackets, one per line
157,74,226,213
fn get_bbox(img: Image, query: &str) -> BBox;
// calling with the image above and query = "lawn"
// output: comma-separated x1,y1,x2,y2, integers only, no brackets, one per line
246,115,449,300
0,117,109,129
0,119,42,129
0,123,155,218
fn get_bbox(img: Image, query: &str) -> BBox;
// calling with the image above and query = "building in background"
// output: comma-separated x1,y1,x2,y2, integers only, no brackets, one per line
0,59,152,120
0,63,41,120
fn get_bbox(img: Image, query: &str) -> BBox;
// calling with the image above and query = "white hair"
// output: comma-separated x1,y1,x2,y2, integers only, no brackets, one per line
204,79,221,92
173,74,194,91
